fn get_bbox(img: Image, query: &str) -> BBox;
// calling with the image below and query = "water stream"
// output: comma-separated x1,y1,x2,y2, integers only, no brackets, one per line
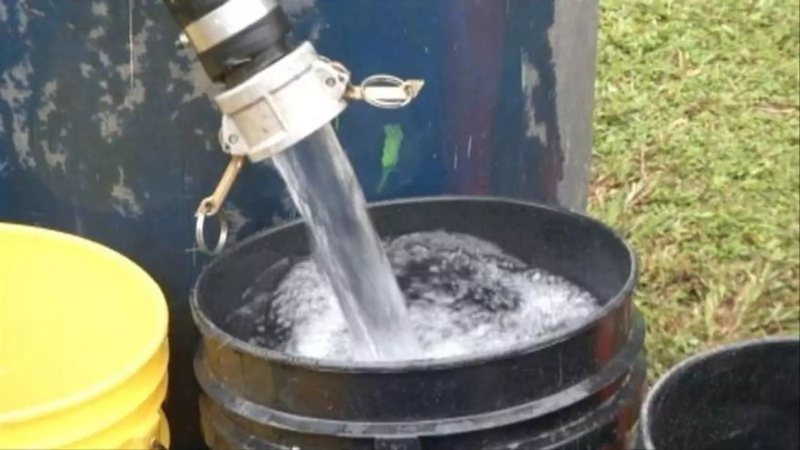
271,124,421,361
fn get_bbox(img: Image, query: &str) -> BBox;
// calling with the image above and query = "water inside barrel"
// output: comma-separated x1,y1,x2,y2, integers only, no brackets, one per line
226,231,602,362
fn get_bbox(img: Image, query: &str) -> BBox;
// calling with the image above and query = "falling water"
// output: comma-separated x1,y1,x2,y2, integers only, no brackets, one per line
271,124,421,361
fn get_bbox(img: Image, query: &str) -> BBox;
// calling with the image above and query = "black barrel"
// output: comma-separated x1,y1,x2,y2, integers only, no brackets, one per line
192,197,645,449
638,337,800,450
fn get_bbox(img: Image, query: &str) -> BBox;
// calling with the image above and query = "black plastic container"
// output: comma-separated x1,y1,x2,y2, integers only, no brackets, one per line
192,197,645,449
638,336,800,450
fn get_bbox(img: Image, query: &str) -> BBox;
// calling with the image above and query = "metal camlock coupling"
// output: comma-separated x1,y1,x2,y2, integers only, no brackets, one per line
194,42,424,255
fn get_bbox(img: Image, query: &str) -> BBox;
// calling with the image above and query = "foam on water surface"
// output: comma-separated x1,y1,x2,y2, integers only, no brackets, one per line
237,231,602,362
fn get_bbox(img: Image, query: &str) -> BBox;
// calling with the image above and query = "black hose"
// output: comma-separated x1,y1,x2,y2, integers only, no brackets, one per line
161,0,293,87
162,0,229,27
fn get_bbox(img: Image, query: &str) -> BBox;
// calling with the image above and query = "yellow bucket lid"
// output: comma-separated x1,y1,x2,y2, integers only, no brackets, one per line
0,224,169,449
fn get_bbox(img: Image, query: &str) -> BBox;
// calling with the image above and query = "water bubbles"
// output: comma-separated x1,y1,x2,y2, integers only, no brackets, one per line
242,231,602,362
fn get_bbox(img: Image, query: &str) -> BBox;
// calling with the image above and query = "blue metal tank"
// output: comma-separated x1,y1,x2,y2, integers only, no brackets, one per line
0,1,599,447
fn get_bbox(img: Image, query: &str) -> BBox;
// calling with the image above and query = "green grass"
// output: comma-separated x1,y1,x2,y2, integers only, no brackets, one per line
591,0,800,380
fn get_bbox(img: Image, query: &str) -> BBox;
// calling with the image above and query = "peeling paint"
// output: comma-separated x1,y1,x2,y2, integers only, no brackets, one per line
0,55,35,168
117,17,154,110
87,4,157,142
0,3,7,22
167,47,216,104
122,79,146,109
520,49,548,144
0,118,7,177
0,158,10,178
80,63,93,78
92,1,108,17
99,93,113,106
98,51,111,67
40,140,67,171
96,111,122,140
111,167,143,217
36,80,58,122
16,0,31,33
89,26,105,39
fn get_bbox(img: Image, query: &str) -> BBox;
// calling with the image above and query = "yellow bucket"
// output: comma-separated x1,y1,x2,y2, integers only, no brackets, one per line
0,224,170,449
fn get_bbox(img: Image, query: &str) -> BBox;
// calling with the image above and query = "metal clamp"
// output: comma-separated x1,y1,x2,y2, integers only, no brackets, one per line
193,113,252,255
347,74,425,109
321,57,425,109
214,42,350,163
184,0,279,53
195,213,229,256
194,155,245,255
219,116,250,156
214,42,426,163
195,42,426,254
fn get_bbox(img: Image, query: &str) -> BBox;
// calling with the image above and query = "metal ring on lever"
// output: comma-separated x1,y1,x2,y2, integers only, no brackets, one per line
360,74,415,109
193,155,244,256
195,212,229,256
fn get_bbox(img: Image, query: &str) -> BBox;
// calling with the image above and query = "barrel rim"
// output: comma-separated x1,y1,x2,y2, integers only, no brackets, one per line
0,223,169,424
639,335,800,449
191,195,639,372
199,355,648,443
195,314,646,437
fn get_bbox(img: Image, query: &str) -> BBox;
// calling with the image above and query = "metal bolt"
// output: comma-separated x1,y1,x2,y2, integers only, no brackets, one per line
228,134,239,145
177,33,190,47
325,77,336,87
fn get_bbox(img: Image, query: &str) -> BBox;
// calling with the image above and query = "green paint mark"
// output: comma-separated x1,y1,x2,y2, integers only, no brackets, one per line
378,124,403,192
